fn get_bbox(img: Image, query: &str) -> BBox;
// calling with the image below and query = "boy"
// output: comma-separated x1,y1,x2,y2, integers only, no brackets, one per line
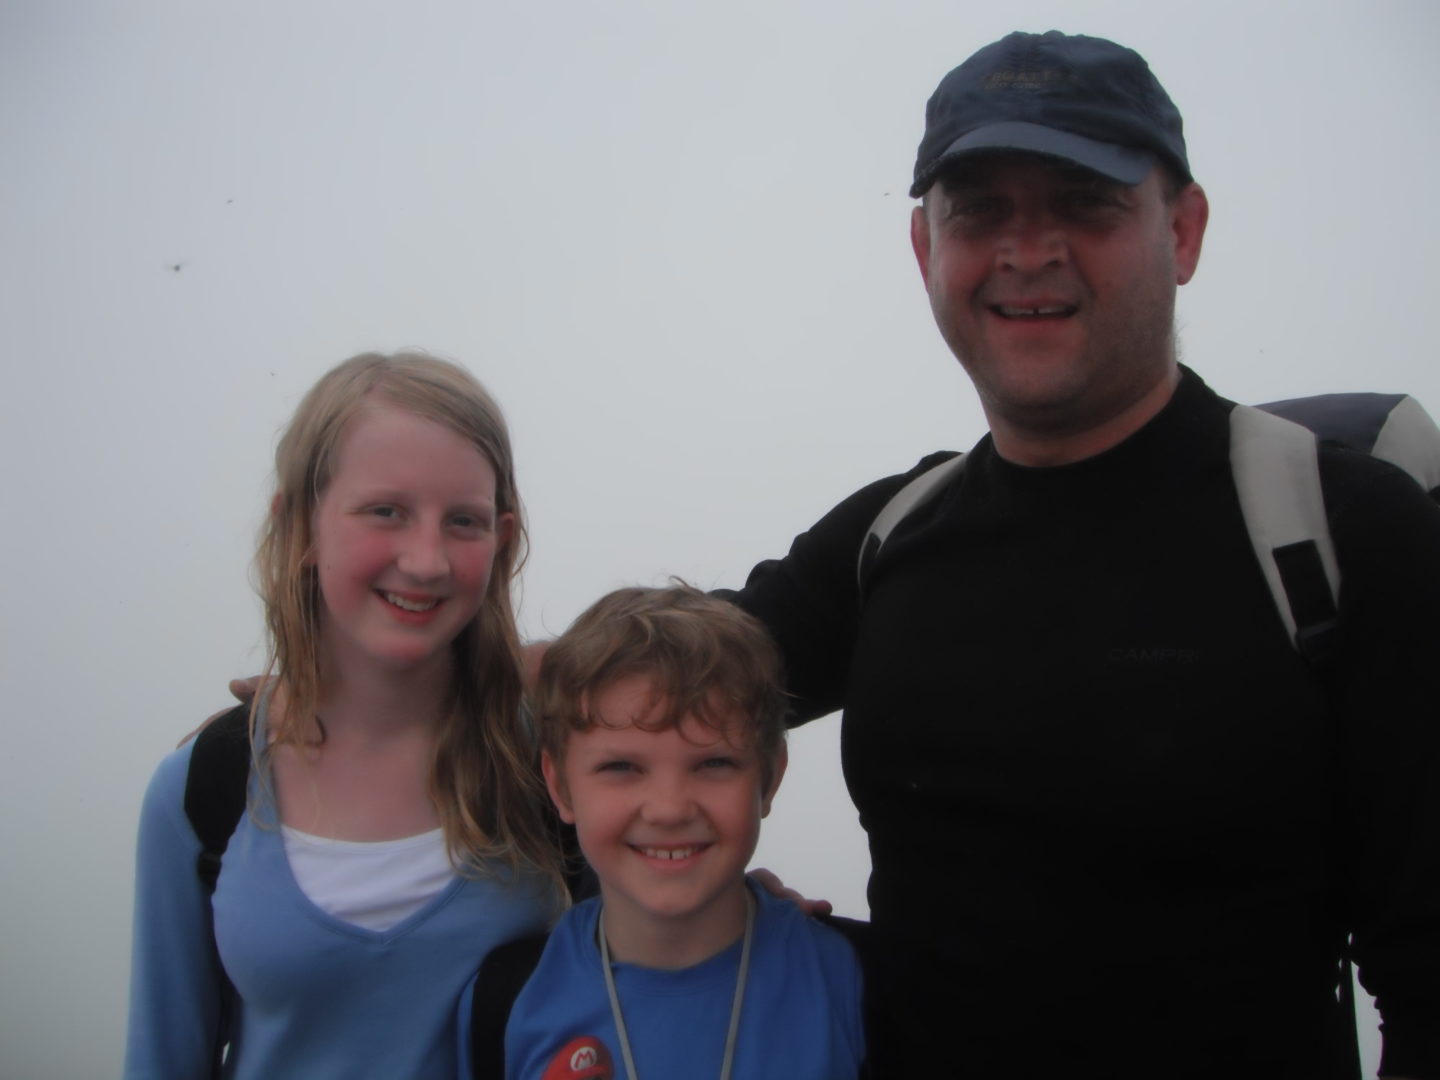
462,584,866,1079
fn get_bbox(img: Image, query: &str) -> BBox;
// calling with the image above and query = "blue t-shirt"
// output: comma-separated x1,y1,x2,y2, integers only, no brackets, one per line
460,887,865,1079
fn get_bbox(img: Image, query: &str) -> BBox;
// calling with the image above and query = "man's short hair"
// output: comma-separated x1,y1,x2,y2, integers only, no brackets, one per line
536,584,789,785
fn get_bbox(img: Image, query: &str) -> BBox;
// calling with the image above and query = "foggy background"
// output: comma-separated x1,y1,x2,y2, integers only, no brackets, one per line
3,1,1436,1076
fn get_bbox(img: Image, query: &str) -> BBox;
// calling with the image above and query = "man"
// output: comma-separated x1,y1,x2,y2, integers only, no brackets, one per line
728,31,1440,1078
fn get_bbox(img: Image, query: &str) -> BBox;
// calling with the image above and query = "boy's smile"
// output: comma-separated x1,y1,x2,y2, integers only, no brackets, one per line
543,674,786,969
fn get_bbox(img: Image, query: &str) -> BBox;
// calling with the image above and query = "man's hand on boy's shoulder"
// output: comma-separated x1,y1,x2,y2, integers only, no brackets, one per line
749,868,833,917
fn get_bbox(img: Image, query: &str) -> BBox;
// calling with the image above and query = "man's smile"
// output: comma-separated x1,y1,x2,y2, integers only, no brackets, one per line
990,303,1078,319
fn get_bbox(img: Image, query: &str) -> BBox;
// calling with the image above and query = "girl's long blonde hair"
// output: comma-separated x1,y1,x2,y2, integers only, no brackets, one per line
254,351,559,884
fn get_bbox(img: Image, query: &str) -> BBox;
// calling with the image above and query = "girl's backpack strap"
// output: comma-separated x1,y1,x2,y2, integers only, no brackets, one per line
183,704,252,894
470,932,551,1080
181,703,251,1077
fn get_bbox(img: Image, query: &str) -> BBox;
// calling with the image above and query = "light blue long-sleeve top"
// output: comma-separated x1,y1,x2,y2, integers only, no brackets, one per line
124,719,559,1080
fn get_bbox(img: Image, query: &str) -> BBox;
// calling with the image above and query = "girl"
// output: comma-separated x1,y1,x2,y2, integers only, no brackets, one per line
125,352,565,1078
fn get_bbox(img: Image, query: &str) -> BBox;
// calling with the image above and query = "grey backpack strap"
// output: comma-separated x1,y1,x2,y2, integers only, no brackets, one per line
1260,392,1440,497
1371,396,1440,495
1230,404,1340,659
857,453,966,591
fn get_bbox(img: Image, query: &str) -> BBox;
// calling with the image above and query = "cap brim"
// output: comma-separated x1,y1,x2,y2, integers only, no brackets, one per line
911,121,1156,197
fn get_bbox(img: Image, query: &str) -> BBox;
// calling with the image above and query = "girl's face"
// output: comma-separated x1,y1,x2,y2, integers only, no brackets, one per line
308,402,512,680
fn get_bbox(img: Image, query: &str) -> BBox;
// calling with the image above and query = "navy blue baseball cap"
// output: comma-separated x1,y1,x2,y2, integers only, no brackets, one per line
910,31,1191,198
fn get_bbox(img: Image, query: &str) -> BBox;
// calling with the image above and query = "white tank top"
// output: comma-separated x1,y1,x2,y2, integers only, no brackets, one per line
281,825,452,931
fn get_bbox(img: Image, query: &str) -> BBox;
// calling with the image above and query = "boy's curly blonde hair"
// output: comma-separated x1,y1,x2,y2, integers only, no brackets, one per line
536,584,788,788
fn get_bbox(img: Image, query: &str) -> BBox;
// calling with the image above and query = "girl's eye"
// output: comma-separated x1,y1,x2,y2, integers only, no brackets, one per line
449,512,492,533
700,756,739,772
596,760,637,775
369,505,400,520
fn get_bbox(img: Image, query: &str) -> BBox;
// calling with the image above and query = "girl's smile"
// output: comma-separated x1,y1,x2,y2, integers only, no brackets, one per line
309,402,513,677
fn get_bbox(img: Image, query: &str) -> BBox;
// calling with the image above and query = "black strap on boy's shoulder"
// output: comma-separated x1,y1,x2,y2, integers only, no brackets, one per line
815,912,872,949
814,914,875,1080
183,704,253,895
559,820,599,903
469,931,550,1080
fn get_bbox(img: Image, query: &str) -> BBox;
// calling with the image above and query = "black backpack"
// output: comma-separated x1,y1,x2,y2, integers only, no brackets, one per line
860,392,1440,665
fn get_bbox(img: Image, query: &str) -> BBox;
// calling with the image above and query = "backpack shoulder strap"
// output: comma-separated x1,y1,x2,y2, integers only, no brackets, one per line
1241,390,1440,661
1230,403,1341,662
559,820,599,903
814,914,875,1080
857,453,967,590
183,704,253,895
469,931,551,1080
1261,391,1440,498
1372,395,1440,497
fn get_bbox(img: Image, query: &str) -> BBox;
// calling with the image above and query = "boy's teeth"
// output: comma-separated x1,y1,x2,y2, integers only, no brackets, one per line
386,593,439,612
640,846,698,860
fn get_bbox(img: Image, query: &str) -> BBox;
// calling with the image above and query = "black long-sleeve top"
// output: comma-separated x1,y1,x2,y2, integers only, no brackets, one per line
733,369,1440,1079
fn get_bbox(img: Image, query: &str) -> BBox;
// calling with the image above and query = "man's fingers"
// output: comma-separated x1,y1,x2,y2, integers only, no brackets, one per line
749,867,834,917
229,676,262,703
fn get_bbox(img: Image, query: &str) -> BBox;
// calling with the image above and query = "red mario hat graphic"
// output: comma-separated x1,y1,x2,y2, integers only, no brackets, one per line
540,1035,615,1080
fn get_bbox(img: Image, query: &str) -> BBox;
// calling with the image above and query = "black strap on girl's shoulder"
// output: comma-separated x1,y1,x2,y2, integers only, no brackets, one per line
469,932,550,1080
182,704,252,894
181,704,251,1077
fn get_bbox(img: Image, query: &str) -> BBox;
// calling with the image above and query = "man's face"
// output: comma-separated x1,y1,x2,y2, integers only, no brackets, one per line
910,154,1207,457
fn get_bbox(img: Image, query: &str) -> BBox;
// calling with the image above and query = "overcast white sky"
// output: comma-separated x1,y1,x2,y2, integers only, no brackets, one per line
3,1,1437,1075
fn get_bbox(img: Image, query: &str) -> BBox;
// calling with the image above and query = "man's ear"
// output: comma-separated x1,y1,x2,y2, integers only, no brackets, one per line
1171,182,1208,286
760,741,789,819
540,749,575,824
910,204,934,289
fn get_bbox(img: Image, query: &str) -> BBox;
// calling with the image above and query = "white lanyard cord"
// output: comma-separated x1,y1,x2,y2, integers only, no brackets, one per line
599,888,756,1080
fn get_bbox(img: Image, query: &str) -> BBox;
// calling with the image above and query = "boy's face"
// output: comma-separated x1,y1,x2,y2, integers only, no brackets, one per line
543,674,786,955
